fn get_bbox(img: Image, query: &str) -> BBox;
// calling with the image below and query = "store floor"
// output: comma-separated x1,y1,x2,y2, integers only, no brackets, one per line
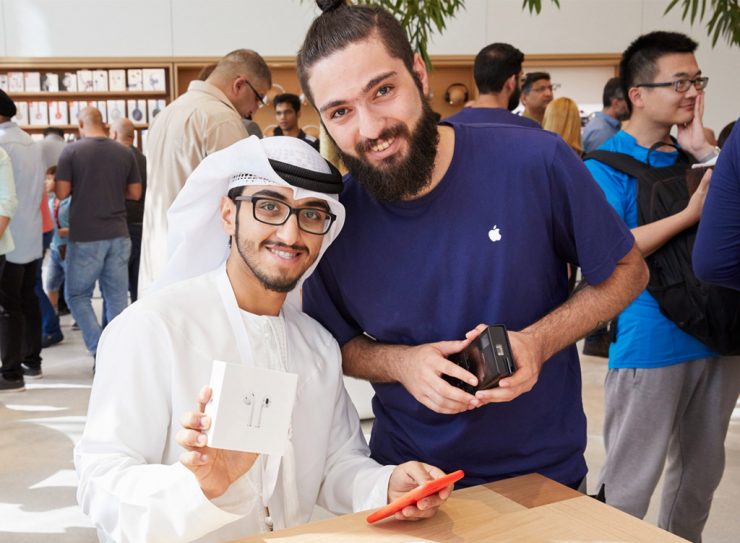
1,310,739,542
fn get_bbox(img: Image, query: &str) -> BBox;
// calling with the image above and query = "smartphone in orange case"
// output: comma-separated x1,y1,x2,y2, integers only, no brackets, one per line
366,470,465,523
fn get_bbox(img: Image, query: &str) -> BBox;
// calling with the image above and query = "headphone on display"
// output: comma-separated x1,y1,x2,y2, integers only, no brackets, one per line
444,83,470,106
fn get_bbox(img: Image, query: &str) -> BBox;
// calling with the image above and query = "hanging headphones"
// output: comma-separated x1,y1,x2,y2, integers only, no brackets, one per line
444,83,470,106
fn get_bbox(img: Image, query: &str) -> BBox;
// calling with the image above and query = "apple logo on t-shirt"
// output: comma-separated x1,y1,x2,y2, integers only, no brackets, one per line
488,225,502,243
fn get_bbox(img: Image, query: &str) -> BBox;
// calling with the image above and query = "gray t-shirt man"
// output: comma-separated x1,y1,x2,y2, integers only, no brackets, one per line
55,137,141,242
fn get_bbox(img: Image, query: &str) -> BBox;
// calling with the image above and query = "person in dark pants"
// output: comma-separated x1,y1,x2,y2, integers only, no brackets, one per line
0,90,47,389
110,118,146,302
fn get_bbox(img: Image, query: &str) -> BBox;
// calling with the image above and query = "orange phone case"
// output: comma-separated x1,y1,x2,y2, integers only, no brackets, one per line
366,469,465,523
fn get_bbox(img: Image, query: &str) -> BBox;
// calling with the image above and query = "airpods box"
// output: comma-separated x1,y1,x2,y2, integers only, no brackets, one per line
205,360,298,456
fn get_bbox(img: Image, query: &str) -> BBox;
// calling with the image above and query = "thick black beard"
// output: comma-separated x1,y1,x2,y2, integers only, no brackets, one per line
234,210,304,293
507,86,521,111
337,97,440,202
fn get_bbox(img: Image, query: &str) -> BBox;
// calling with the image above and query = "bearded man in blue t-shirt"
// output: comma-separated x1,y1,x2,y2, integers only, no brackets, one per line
298,1,647,496
585,31,740,543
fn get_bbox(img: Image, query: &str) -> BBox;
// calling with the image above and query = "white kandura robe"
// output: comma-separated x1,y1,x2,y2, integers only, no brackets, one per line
74,268,393,543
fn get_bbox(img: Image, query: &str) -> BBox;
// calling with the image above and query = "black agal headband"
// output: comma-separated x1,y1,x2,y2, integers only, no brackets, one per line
268,158,343,194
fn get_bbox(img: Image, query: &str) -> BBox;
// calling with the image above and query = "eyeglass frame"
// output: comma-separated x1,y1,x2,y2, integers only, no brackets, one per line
243,78,266,106
233,195,337,235
636,76,709,93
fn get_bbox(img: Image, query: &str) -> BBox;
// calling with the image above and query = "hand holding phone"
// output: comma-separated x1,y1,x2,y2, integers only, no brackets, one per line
444,325,516,393
366,470,464,523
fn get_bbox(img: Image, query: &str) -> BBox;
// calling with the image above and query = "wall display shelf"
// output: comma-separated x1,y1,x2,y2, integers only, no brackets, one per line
0,53,620,149
0,58,173,148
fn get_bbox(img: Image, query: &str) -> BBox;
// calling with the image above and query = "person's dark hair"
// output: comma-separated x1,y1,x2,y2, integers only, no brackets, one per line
602,77,624,107
43,127,65,138
521,72,550,94
297,0,415,106
718,121,736,149
274,93,301,113
619,31,698,113
473,43,524,94
46,165,57,176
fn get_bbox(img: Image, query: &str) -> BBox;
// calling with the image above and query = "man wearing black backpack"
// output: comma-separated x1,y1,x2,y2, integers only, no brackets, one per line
585,31,740,543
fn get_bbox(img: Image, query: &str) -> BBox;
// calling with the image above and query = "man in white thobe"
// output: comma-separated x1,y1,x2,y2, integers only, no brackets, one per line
75,137,455,543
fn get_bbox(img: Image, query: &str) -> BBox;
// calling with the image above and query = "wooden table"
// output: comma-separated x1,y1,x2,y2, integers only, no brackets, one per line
233,473,688,542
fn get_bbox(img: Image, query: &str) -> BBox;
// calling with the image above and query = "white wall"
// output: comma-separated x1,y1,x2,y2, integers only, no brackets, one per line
0,0,737,130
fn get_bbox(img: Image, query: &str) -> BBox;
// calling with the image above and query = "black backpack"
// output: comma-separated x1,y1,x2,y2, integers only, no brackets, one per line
586,143,740,355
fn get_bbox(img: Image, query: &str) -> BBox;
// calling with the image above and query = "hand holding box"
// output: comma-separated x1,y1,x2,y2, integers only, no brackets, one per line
205,360,298,455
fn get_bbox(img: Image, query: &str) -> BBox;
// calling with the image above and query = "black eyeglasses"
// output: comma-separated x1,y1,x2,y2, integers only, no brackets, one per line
636,77,709,93
244,79,266,106
235,196,336,235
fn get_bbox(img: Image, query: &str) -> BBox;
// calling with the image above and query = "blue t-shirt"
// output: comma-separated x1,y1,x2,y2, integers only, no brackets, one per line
444,107,541,129
304,122,634,488
693,118,740,290
585,130,716,368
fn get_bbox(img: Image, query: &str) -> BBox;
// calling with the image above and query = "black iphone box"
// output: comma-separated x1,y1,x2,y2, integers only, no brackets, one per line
444,324,516,393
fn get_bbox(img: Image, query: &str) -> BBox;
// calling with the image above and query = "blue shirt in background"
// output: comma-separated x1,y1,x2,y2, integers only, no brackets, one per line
693,119,740,290
444,107,541,129
585,130,716,368
582,112,620,153
304,122,633,489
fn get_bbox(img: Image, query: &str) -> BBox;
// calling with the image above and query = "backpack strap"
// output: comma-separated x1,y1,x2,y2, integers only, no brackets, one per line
584,150,652,178
646,141,693,167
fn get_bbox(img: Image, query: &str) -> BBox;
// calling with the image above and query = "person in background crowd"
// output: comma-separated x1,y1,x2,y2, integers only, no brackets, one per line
718,120,736,148
0,90,46,390
585,31,740,542
199,62,264,139
694,118,740,290
582,77,629,153
272,93,320,151
140,49,271,294
110,117,147,302
44,168,70,323
55,107,141,365
542,97,584,157
520,71,557,125
37,165,64,348
444,42,539,129
40,126,66,169
0,146,17,321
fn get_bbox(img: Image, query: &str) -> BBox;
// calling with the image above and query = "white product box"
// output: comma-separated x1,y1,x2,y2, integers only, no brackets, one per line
77,70,94,92
92,70,108,91
127,99,147,124
108,69,126,91
28,101,49,126
48,101,69,126
127,69,143,91
24,72,41,92
107,100,125,121
147,99,166,120
12,102,29,125
60,72,78,92
42,73,59,92
8,72,24,92
142,68,166,92
205,360,297,455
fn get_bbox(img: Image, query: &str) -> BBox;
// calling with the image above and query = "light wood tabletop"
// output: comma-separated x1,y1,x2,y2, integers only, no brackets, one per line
232,473,689,542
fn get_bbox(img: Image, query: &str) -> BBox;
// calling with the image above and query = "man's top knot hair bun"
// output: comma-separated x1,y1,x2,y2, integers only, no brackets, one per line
317,0,345,14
